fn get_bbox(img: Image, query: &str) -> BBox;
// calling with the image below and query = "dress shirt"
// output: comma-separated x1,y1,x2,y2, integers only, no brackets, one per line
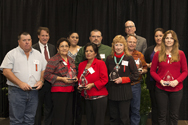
39,41,50,59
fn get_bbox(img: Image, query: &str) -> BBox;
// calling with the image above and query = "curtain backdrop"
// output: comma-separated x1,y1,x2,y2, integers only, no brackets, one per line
0,0,188,119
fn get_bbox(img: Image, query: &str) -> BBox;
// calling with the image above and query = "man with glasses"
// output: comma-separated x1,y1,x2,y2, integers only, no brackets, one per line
127,35,147,125
125,20,147,54
75,29,111,69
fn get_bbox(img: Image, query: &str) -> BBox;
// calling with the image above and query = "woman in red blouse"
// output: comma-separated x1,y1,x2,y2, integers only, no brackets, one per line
77,42,108,125
150,30,187,125
44,38,78,125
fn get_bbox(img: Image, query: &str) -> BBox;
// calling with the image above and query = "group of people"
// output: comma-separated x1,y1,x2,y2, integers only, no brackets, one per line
0,20,187,125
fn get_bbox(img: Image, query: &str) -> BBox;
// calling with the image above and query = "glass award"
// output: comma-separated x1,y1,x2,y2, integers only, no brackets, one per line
135,58,143,72
162,70,174,85
78,74,88,88
67,67,76,80
109,65,120,81
28,75,37,90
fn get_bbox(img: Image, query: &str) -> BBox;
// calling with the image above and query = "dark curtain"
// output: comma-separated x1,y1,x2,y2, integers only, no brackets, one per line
0,0,188,119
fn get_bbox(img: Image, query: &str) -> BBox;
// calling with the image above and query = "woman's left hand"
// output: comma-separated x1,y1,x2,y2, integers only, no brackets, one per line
169,80,179,87
84,83,95,90
114,77,122,84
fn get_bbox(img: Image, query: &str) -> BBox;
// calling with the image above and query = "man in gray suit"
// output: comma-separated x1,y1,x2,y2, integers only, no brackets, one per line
125,20,147,54
33,27,56,125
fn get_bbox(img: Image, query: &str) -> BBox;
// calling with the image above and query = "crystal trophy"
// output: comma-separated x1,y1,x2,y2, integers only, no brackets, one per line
78,74,88,88
67,67,76,80
162,70,174,85
109,65,120,81
135,58,143,72
28,75,37,90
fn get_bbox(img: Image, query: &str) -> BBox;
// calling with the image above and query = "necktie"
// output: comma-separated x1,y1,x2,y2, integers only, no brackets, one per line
44,46,49,61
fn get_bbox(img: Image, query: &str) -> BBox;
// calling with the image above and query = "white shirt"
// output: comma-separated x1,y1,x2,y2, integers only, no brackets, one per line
39,41,50,59
0,46,47,87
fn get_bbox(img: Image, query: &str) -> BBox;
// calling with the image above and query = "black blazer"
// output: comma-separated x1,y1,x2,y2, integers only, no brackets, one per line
32,42,56,58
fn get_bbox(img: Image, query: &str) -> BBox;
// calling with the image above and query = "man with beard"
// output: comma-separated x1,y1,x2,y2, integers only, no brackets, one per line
75,29,111,69
74,29,111,125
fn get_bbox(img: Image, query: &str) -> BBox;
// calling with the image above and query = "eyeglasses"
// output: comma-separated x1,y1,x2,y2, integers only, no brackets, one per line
125,26,135,29
91,36,101,38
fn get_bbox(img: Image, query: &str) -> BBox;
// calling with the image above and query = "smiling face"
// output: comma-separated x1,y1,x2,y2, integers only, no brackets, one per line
114,42,125,55
89,31,102,46
38,30,50,45
85,46,97,61
18,34,32,53
68,33,79,46
57,41,69,56
165,33,174,47
127,36,137,51
155,31,163,45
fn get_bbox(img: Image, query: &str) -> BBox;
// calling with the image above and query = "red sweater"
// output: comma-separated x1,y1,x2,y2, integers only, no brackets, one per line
77,58,108,97
150,50,187,92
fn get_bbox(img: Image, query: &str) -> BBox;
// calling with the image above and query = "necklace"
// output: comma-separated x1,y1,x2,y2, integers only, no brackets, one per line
114,55,124,69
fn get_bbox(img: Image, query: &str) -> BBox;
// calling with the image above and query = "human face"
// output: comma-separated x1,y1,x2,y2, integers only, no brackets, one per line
38,30,50,45
114,42,124,55
57,41,69,56
85,46,97,61
89,31,102,46
154,31,163,45
127,36,137,51
125,21,136,35
165,33,174,47
68,33,79,46
18,34,32,53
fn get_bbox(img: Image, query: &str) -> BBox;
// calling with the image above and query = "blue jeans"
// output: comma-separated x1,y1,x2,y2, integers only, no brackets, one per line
130,83,141,125
8,86,38,125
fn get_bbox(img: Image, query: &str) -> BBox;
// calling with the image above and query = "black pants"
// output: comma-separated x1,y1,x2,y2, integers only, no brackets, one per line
52,92,73,125
34,80,53,125
155,87,183,125
109,99,131,125
85,97,107,125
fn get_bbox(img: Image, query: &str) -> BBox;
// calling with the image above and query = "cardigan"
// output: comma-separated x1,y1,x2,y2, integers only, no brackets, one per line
77,58,108,98
44,53,77,92
105,54,139,101
150,50,187,92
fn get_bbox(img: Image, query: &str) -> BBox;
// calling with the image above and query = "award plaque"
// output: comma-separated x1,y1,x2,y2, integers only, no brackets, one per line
162,70,174,85
67,67,76,80
109,65,120,81
135,58,143,72
28,75,37,90
78,74,88,88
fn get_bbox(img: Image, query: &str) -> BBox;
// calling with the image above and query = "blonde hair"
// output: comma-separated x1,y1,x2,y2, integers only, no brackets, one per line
159,30,179,62
111,35,130,57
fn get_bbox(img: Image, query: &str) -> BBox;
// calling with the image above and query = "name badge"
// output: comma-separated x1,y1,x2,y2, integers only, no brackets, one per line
34,60,39,64
169,54,171,58
135,60,140,65
63,61,67,65
88,67,95,74
100,54,105,59
122,60,128,66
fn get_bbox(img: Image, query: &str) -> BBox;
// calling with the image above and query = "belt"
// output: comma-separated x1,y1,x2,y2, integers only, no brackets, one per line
131,81,140,86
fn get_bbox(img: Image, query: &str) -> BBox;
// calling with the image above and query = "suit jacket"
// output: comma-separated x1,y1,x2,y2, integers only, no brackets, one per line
32,42,56,58
77,58,108,97
136,35,147,54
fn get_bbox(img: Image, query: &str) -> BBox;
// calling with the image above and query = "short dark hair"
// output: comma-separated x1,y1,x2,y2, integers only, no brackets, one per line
37,27,50,35
18,32,30,40
154,28,165,34
56,37,70,49
84,42,100,60
67,31,79,38
90,29,102,36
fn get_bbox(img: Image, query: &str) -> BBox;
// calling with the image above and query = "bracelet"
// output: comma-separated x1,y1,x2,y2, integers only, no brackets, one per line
40,80,44,84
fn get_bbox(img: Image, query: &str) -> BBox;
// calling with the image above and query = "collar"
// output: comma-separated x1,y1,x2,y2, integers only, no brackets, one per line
39,41,48,47
18,46,33,54
114,52,124,58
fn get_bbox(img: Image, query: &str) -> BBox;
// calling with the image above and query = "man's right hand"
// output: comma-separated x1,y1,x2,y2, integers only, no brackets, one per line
19,82,32,91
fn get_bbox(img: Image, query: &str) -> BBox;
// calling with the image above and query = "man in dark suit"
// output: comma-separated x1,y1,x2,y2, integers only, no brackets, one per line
33,27,56,125
125,20,147,54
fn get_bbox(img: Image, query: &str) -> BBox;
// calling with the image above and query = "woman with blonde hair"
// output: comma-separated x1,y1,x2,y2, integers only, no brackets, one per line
106,35,139,125
150,30,187,125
